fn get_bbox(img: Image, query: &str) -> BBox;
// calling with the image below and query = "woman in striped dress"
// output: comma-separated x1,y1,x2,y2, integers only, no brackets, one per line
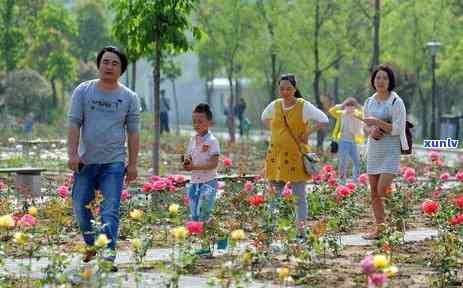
361,65,409,239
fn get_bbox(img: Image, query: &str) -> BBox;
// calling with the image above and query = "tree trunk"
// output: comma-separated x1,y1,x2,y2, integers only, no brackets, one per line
333,49,340,104
171,79,180,136
205,78,214,105
370,0,381,72
50,79,57,108
152,35,162,175
313,0,324,150
269,51,277,103
418,86,428,139
227,73,236,143
131,60,137,92
257,0,278,103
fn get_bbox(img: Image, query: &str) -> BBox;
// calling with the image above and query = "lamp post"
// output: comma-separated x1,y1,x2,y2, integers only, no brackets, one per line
426,41,442,139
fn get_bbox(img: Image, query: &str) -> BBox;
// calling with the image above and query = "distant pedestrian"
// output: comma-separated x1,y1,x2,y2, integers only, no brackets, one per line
234,98,247,136
160,90,170,134
23,113,34,136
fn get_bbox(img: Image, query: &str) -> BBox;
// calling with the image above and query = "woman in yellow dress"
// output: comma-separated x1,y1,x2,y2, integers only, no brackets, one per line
261,74,329,237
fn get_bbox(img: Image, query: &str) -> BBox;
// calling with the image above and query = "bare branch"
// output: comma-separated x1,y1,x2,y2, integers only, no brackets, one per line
321,55,343,72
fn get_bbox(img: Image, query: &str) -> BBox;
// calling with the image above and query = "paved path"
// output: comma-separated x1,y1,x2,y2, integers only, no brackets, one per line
340,228,437,246
1,228,439,287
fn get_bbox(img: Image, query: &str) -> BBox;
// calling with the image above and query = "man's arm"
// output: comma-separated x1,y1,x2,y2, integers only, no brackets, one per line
67,127,80,171
126,132,140,183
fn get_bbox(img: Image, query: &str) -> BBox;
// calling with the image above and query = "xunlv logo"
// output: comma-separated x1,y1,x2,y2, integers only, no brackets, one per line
423,138,460,149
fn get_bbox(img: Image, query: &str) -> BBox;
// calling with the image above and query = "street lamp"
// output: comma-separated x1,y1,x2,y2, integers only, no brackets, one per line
426,41,442,139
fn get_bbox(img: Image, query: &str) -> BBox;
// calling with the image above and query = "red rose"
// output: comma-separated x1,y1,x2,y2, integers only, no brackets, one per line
249,195,265,207
422,199,440,215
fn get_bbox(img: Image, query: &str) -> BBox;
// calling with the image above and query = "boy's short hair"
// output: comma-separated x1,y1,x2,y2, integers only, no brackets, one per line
193,103,213,120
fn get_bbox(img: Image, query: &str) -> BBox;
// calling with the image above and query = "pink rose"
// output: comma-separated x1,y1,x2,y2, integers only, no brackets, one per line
218,181,225,190
327,177,337,188
0,180,7,191
174,175,187,184
19,214,38,227
152,180,167,191
313,174,322,184
244,181,254,193
358,173,369,185
404,175,416,184
432,190,441,199
57,185,69,199
345,182,356,192
142,182,153,193
282,186,293,198
322,164,334,173
186,221,204,235
121,190,131,202
361,255,375,274
336,185,351,198
439,172,450,181
430,151,440,162
150,175,162,183
456,171,463,182
223,158,233,168
403,167,416,178
369,273,389,287
183,194,190,206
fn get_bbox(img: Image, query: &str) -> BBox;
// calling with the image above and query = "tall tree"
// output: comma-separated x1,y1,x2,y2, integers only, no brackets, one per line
112,0,201,175
75,0,111,62
197,0,252,143
255,0,284,103
0,0,27,73
112,0,146,92
28,1,78,108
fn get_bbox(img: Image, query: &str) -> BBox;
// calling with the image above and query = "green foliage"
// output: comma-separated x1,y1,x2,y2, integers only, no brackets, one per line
75,0,111,61
0,0,28,72
1,69,52,118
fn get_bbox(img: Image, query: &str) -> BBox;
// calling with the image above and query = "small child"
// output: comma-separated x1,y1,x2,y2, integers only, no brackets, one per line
184,103,220,222
328,97,365,182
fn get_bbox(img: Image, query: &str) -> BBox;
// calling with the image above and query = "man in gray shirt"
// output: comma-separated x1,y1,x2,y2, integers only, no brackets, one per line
67,46,140,270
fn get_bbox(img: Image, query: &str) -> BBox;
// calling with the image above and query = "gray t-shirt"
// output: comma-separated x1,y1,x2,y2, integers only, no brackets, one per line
68,79,141,164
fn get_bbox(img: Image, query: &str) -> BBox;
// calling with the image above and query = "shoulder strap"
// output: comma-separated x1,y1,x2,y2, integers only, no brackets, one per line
280,104,304,155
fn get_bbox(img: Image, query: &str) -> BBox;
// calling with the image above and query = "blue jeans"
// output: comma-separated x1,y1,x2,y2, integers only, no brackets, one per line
339,139,360,182
187,179,217,221
72,162,125,257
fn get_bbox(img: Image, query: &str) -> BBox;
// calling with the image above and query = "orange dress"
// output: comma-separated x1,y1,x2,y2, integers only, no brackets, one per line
265,99,312,182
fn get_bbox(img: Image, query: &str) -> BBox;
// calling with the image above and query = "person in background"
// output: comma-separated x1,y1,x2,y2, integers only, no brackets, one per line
160,90,171,134
235,98,247,136
23,113,34,136
328,97,365,183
